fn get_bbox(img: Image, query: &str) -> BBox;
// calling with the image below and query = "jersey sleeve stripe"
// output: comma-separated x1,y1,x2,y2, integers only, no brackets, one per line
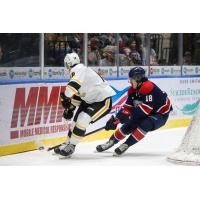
157,98,171,114
138,103,153,115
71,77,82,85
66,85,79,95
124,104,133,108
131,128,145,141
68,81,81,91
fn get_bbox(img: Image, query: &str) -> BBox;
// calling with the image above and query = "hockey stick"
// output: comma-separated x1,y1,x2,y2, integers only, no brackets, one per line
85,126,105,136
35,136,62,152
36,126,107,152
36,142,62,152
47,144,62,151
45,126,106,151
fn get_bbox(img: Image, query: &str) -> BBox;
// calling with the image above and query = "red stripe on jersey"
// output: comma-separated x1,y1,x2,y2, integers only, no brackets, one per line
139,103,153,115
114,129,126,141
132,128,145,141
157,98,171,114
124,104,133,109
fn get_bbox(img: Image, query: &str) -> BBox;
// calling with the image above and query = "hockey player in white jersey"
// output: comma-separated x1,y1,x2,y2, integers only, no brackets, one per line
55,52,116,158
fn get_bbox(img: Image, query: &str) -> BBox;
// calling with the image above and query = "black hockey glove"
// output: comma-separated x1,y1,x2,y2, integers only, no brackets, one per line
60,92,71,109
105,115,120,130
63,109,74,120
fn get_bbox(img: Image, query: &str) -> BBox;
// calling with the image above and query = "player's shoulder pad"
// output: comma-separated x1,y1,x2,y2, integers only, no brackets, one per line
128,87,135,95
139,80,154,94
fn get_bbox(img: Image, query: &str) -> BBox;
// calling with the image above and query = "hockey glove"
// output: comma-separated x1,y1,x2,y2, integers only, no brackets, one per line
60,92,71,109
63,109,74,120
105,115,120,130
116,108,131,124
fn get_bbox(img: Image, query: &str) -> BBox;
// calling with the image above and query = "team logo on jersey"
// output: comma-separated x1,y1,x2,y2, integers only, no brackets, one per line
133,100,142,107
70,72,75,78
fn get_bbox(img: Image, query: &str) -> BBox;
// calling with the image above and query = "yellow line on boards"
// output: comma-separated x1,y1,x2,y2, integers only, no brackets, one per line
0,118,192,156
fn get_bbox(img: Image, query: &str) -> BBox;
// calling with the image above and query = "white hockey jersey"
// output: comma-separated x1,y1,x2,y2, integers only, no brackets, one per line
64,64,116,104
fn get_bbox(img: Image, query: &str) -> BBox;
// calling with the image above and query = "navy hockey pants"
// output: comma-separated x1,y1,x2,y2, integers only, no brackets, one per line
112,113,169,146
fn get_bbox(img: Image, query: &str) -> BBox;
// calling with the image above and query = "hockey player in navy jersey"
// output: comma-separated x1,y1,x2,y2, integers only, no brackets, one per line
96,67,173,156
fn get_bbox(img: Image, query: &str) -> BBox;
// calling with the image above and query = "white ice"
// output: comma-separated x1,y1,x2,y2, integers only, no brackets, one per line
0,127,186,166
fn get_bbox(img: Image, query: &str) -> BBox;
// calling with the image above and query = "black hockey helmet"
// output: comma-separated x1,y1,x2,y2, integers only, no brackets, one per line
128,67,145,83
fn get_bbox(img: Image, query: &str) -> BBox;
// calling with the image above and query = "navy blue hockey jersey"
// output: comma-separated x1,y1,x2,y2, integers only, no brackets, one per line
118,79,173,122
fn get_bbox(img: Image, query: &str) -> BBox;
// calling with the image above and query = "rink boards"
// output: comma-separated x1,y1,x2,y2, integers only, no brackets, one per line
0,77,200,156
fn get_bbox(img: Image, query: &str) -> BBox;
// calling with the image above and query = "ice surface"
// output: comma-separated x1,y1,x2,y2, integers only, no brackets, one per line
0,127,186,166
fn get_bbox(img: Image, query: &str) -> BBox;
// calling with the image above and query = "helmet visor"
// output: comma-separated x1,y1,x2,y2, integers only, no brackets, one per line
129,74,144,82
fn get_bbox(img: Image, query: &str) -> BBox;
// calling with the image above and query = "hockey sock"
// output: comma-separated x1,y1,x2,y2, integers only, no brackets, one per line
125,128,146,146
110,128,126,144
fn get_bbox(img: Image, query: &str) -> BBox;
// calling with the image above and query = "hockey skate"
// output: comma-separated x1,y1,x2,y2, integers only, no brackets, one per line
96,139,115,152
54,130,72,155
53,142,67,155
59,142,76,159
113,143,129,156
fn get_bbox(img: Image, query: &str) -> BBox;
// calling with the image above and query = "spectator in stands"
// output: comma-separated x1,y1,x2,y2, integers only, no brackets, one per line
106,33,116,45
120,47,133,66
99,45,116,66
119,50,133,66
129,40,142,65
88,38,101,66
45,33,83,66
150,40,158,65
97,33,116,48
138,41,158,66
150,48,158,65
87,34,117,66
99,45,132,66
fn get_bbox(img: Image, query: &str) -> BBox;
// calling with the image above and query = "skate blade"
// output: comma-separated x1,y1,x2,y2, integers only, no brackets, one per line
52,152,60,156
94,150,104,153
59,155,72,159
113,152,121,157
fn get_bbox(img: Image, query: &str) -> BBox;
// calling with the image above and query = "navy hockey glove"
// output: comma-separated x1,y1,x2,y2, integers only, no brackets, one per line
116,108,131,124
63,109,74,120
105,115,120,130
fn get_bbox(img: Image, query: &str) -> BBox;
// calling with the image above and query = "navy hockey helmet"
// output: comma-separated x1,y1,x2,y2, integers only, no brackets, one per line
128,67,145,82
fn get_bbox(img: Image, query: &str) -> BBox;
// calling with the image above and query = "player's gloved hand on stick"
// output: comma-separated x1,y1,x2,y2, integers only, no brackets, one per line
63,109,74,120
105,115,120,130
60,92,71,109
